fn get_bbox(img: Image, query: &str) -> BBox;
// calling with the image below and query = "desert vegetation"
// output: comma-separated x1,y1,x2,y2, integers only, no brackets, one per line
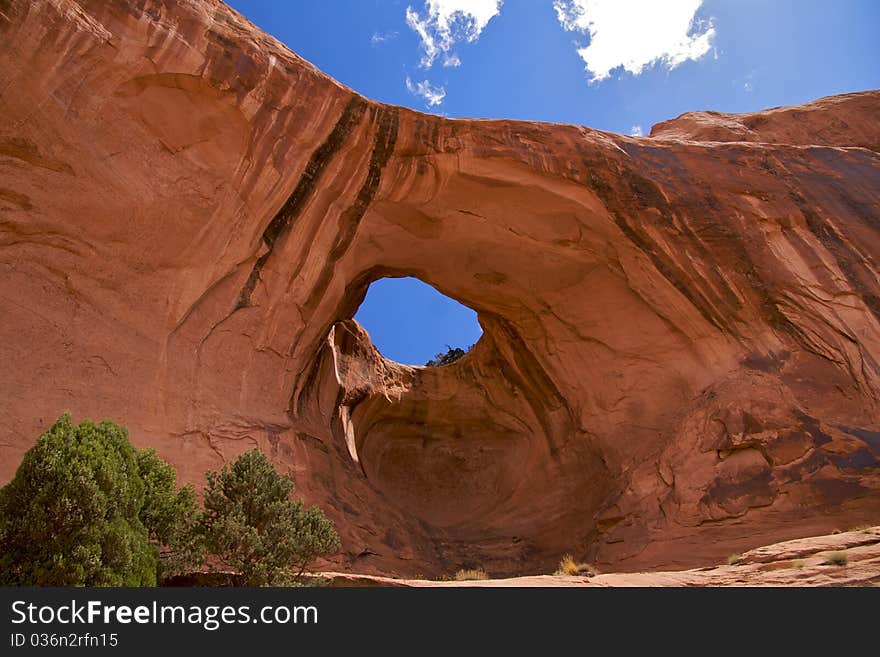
0,415,163,586
202,448,340,586
554,554,598,577
453,568,490,581
424,344,472,367
0,415,339,586
823,551,849,566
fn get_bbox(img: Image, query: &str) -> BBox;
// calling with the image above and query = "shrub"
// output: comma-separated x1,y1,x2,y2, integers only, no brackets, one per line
555,554,579,576
136,448,204,578
425,345,471,367
454,568,489,581
202,449,340,586
726,553,743,566
824,551,848,566
554,554,598,577
0,415,157,586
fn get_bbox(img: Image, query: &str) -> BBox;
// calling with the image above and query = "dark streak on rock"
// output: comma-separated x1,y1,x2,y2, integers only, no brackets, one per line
829,447,878,469
741,350,790,372
705,469,774,504
810,477,868,504
237,96,369,309
583,158,733,333
793,410,833,446
778,450,828,483
838,425,880,459
790,189,880,324
292,105,400,416
839,425,880,446
614,212,729,332
301,104,400,317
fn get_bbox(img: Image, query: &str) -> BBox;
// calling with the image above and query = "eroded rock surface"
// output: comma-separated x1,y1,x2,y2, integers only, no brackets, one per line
1,0,879,576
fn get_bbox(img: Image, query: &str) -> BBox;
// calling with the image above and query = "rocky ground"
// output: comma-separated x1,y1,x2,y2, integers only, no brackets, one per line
322,525,880,586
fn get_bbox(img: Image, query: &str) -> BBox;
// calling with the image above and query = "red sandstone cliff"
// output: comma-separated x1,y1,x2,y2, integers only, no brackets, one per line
1,0,878,576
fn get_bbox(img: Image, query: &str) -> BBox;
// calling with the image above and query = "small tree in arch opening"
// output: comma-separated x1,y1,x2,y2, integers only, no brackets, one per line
424,344,473,367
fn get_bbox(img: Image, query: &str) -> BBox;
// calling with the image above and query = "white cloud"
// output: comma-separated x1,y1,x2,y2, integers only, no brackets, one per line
629,125,643,137
553,0,715,82
406,6,439,65
743,81,753,92
406,77,447,106
370,31,398,46
406,0,503,68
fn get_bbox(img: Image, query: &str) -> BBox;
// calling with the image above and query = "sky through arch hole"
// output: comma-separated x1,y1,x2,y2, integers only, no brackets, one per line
354,277,483,366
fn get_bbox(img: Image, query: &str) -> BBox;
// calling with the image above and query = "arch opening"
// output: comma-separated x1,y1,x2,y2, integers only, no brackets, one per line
353,276,482,366
321,275,612,574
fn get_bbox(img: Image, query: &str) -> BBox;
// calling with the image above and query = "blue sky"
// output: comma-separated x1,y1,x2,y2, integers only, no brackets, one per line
226,0,880,365
353,277,482,365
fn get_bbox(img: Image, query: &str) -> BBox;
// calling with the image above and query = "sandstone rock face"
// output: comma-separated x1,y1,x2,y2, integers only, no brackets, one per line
1,0,879,576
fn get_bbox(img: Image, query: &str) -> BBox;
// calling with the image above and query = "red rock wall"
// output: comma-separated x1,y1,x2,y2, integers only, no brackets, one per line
1,0,879,576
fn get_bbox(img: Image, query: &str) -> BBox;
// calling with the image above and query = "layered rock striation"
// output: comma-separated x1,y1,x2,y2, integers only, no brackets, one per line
1,0,879,575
